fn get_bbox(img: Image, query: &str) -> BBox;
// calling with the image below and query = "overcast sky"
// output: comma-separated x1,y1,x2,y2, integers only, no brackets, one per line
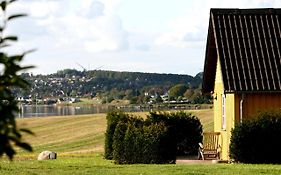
6,0,281,75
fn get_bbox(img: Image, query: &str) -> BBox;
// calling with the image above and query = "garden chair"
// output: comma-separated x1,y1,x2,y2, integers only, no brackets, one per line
198,132,221,160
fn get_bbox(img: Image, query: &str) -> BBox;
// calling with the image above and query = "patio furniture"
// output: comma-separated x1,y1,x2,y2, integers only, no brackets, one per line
198,132,221,160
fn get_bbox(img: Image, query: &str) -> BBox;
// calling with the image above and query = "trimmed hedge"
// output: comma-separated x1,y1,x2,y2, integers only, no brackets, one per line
230,111,281,164
105,111,143,160
104,111,132,159
120,122,173,164
105,110,203,164
112,121,128,164
147,111,203,155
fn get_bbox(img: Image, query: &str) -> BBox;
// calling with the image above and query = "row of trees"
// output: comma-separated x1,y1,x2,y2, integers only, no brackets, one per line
168,84,211,104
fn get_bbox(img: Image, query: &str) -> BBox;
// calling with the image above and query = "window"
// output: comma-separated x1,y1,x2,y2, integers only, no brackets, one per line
222,94,226,130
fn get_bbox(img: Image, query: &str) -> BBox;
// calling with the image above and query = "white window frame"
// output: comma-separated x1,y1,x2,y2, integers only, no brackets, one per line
222,94,226,130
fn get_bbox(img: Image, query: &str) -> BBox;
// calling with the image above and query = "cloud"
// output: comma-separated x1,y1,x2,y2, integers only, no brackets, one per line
135,44,150,51
87,1,105,18
12,0,128,53
29,1,59,18
83,15,129,53
5,0,281,75
155,0,280,48
154,5,208,48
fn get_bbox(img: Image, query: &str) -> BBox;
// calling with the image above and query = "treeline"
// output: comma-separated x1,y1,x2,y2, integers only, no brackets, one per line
17,69,210,104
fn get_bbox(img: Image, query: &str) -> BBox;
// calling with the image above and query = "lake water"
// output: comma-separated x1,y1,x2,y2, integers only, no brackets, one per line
17,105,110,118
17,104,211,118
17,104,149,118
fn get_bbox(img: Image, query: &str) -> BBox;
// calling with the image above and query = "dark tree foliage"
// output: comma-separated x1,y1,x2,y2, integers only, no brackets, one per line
111,118,174,164
230,111,281,164
0,0,33,160
104,111,132,159
168,84,188,100
105,110,202,164
122,122,172,164
147,111,203,155
112,121,128,164
19,69,202,101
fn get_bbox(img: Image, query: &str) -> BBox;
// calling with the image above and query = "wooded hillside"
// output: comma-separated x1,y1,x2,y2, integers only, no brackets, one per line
17,69,205,104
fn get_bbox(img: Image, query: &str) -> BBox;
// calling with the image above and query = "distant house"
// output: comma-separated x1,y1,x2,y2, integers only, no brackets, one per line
202,8,281,160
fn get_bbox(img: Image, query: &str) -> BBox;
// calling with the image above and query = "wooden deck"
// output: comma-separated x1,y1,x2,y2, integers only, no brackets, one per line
176,159,213,164
176,156,228,164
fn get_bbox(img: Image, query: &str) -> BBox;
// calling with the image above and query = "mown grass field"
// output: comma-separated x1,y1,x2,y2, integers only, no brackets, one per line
15,110,212,158
1,109,281,175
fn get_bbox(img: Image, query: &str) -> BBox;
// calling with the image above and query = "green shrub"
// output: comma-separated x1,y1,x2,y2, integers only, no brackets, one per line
114,122,174,164
105,110,202,164
230,111,281,164
112,122,128,164
147,111,203,155
0,0,34,160
142,122,176,163
104,110,143,160
104,111,130,159
123,124,140,164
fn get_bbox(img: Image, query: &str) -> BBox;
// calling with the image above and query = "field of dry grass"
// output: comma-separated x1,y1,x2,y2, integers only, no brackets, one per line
191,109,214,131
15,109,213,159
16,114,106,159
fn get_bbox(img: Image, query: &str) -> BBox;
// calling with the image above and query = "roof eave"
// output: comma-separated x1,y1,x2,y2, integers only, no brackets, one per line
230,90,281,94
202,11,218,94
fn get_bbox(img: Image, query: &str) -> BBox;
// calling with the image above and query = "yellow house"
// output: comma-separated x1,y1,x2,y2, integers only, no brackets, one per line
202,8,281,160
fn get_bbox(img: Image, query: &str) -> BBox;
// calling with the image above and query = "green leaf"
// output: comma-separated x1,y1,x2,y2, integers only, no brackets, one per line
0,43,10,48
0,1,7,11
3,36,18,42
7,14,27,21
19,128,35,135
21,65,35,70
9,0,18,4
16,142,32,152
9,54,23,61
0,0,34,161
6,148,15,160
23,49,37,55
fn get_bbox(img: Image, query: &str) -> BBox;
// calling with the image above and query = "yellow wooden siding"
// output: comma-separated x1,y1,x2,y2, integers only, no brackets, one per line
223,93,235,160
213,58,236,160
241,93,281,120
213,60,281,160
214,90,281,160
213,58,223,133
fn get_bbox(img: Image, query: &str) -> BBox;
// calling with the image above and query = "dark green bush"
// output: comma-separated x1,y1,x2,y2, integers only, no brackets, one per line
105,110,202,164
112,121,128,164
123,124,140,164
142,122,176,163
104,111,130,159
122,122,174,164
230,111,281,164
104,110,143,159
147,111,203,155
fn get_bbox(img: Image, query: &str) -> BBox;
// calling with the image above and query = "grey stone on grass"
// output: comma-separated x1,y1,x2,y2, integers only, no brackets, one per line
38,151,57,160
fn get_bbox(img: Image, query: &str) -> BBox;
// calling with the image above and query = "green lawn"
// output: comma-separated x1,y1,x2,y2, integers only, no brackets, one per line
1,154,281,175
1,109,281,174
